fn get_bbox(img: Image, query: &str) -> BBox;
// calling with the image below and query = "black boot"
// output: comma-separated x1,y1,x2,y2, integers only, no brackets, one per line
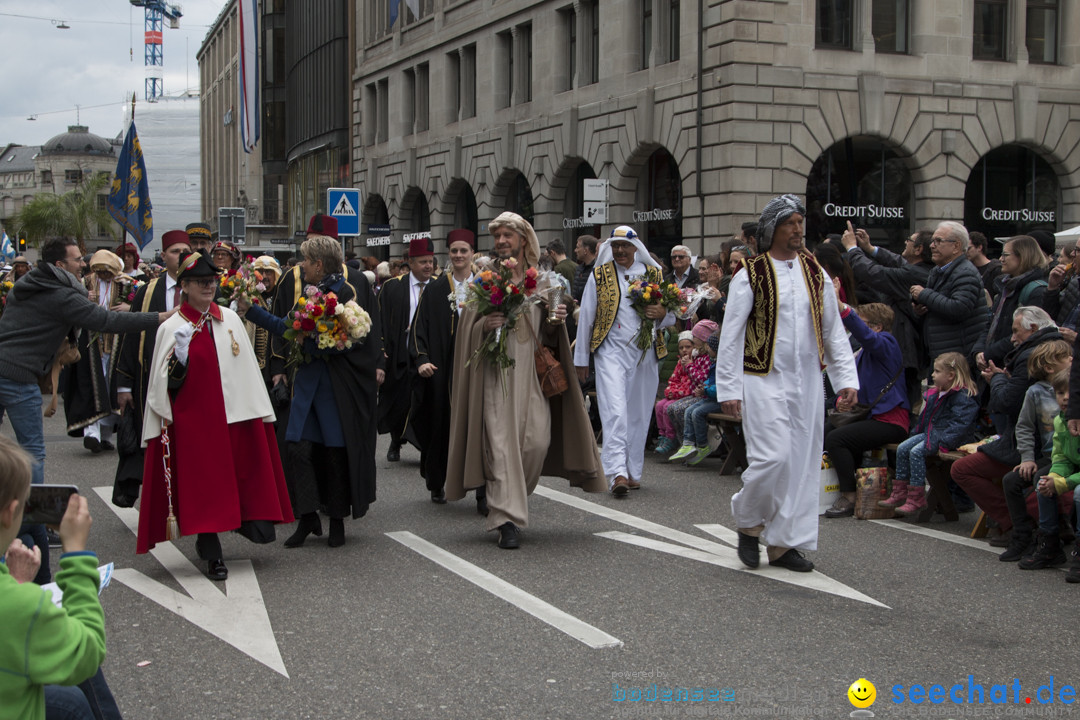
387,440,401,462
1018,531,1066,570
328,518,345,547
1066,541,1080,583
998,531,1033,562
283,512,323,548
737,531,760,569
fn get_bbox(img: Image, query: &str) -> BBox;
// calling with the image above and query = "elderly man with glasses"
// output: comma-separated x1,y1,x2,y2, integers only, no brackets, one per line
665,245,700,289
909,221,988,368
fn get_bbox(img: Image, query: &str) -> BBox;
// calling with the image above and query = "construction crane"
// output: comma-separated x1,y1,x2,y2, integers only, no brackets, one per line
130,0,183,101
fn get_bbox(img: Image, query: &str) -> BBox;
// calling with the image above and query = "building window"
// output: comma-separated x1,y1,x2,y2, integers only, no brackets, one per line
641,0,653,69
559,6,576,92
377,78,389,143
415,63,429,132
519,24,532,103
40,170,52,186
973,0,1007,60
584,0,599,84
364,83,377,145
668,0,680,62
1026,0,1058,64
367,0,390,43
964,144,1059,238
64,169,82,185
403,68,416,134
816,0,853,49
461,45,476,118
498,30,513,108
872,0,909,54
403,0,433,25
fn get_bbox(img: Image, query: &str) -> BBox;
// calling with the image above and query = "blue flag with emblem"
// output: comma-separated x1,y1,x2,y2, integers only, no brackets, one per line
107,120,153,250
0,230,14,262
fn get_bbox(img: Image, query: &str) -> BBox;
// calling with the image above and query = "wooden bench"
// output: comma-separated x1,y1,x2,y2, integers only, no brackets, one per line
705,413,747,475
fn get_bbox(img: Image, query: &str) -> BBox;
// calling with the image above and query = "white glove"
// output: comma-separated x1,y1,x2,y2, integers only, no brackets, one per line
173,324,194,365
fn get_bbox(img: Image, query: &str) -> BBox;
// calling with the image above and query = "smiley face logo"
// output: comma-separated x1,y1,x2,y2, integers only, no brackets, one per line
847,678,876,708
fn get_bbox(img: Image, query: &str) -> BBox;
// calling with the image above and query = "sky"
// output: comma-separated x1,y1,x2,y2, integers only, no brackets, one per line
0,0,226,147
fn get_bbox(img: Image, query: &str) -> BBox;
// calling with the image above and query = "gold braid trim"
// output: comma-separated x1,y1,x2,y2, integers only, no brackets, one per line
799,254,827,369
647,266,668,360
742,254,827,376
589,262,619,352
742,255,779,376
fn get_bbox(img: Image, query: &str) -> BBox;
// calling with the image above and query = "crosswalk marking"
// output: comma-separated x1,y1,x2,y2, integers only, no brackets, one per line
387,531,622,649
869,519,1000,554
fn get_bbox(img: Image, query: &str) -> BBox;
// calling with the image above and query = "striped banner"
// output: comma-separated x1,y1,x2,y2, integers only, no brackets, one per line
238,0,260,154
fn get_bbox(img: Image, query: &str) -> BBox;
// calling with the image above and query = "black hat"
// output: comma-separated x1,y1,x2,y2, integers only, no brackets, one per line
176,251,222,281
1028,229,1056,258
186,222,212,241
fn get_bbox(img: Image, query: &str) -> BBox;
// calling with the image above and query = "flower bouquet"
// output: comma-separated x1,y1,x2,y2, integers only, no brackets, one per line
463,256,541,387
626,278,682,358
0,278,13,314
672,283,710,320
282,286,373,366
217,257,268,310
122,279,145,305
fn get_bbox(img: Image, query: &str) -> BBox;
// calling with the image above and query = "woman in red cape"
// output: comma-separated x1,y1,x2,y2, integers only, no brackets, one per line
136,251,293,580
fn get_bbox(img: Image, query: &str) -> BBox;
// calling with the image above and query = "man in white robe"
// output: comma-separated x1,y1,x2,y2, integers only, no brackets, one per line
716,195,858,572
575,226,674,496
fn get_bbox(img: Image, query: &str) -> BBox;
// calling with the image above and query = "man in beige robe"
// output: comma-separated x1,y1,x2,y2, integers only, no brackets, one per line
446,212,606,549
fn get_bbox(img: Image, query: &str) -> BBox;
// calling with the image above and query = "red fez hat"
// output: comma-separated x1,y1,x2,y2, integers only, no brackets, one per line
114,242,140,259
307,214,339,240
447,228,475,248
162,230,192,250
408,236,435,258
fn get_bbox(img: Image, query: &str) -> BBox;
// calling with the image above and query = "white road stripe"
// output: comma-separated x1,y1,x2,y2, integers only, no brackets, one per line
536,485,889,608
386,531,622,649
598,531,889,608
869,519,1000,554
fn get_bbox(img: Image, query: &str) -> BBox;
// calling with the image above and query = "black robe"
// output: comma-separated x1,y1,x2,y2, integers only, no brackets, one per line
267,266,384,518
376,273,420,441
410,272,464,491
111,275,169,504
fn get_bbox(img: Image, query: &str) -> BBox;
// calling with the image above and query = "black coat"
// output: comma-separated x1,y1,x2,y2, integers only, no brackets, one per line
973,267,1049,364
376,273,420,438
918,255,989,362
112,276,171,502
411,272,462,489
263,266,384,518
846,246,932,373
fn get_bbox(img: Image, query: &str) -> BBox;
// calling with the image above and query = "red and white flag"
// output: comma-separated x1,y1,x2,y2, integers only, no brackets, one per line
238,0,260,153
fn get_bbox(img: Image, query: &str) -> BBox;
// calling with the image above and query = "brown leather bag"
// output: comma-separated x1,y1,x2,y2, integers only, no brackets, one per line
41,334,82,417
526,316,568,398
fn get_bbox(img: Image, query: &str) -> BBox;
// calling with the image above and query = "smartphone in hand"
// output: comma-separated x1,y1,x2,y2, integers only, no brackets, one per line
23,485,79,525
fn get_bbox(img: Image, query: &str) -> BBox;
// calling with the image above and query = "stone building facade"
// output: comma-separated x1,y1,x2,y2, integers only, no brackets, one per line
351,0,1080,260
197,0,282,252
0,126,119,248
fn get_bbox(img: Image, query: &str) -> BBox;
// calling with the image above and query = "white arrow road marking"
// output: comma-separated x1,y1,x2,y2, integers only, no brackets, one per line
93,487,289,677
386,531,622,649
534,485,889,608
869,519,1000,554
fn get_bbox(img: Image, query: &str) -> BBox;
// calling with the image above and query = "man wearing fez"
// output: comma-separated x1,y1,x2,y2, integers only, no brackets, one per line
412,229,486,509
575,225,674,496
185,222,213,254
378,235,435,462
114,229,193,507
715,194,858,572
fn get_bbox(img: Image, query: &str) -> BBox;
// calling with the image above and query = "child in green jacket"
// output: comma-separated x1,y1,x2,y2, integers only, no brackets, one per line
1021,369,1080,580
0,435,113,719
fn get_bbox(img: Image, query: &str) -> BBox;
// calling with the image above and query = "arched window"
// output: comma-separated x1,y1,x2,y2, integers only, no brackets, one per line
964,145,1059,239
634,147,682,256
805,137,912,251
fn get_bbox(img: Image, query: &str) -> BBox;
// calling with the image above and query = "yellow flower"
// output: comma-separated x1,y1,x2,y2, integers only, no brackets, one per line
643,291,651,301
317,323,328,333
297,297,307,306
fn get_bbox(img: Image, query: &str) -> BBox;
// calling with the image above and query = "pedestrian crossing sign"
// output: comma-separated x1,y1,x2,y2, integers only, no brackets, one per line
328,188,361,236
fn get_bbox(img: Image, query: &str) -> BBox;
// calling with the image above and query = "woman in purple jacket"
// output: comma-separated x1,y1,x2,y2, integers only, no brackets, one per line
823,303,910,517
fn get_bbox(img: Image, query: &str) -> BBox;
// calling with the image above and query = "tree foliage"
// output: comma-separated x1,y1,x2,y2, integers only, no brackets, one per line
14,172,115,254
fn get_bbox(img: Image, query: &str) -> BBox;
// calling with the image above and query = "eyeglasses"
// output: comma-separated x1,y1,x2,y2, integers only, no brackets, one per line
189,277,217,288
929,237,958,245
671,254,689,260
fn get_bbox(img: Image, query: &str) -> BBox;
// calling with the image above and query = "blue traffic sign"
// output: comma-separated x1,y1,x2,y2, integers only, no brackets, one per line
327,188,361,236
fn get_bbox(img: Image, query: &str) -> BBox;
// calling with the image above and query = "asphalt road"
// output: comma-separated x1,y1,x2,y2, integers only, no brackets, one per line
12,412,1079,720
